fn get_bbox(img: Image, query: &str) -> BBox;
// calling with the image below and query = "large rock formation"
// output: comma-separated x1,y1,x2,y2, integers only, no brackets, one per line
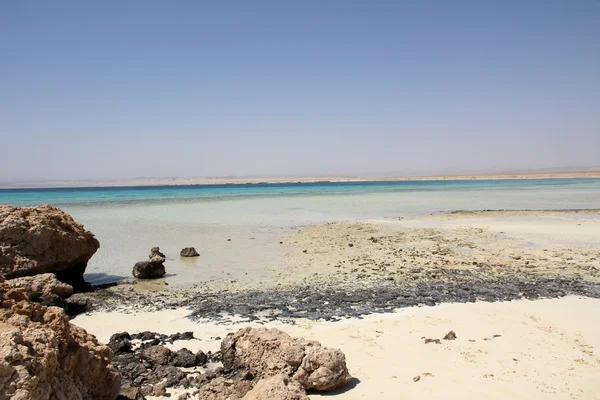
222,327,352,392
0,205,99,289
0,278,121,399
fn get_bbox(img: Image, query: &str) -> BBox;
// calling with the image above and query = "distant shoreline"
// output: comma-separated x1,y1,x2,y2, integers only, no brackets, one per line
1,169,600,189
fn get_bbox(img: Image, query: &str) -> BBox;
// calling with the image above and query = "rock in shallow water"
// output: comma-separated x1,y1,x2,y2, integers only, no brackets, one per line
149,247,166,259
180,247,200,257
132,260,166,279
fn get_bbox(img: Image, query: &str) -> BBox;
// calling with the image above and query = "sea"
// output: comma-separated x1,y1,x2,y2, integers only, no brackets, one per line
2,178,599,286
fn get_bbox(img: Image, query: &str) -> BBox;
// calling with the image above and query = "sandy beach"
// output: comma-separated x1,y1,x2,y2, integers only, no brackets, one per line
65,209,600,399
73,297,600,399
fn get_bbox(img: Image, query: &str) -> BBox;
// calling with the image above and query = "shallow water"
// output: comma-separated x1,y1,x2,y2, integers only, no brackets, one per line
1,179,599,286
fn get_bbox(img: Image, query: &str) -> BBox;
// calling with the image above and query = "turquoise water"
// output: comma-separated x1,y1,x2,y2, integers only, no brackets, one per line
1,178,600,207
1,178,599,286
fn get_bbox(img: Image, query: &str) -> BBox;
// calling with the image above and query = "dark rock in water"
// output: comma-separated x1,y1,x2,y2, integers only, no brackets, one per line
171,348,198,367
109,332,133,354
132,260,166,279
443,330,457,340
180,247,200,257
149,247,165,259
142,345,174,365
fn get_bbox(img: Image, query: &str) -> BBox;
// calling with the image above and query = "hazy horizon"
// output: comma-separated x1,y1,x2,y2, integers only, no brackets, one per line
2,1,599,181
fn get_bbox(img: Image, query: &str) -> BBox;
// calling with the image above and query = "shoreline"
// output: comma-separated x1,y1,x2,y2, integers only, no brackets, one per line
56,207,600,399
2,169,600,189
69,208,600,319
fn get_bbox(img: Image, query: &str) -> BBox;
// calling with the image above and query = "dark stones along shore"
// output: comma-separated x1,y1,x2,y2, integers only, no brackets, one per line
72,274,600,323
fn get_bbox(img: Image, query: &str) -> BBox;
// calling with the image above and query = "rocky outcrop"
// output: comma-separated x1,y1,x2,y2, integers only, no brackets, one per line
180,247,199,257
222,327,352,392
0,279,121,399
5,272,73,298
243,375,309,400
4,272,74,308
0,205,99,290
132,260,165,279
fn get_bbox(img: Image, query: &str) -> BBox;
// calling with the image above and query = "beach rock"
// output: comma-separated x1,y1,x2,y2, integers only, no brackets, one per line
243,375,309,400
142,345,174,365
149,247,165,259
443,330,457,340
117,381,145,400
0,281,121,400
133,259,166,279
0,205,99,290
170,331,194,341
172,348,198,367
180,247,200,257
196,350,208,366
196,376,254,400
109,332,133,354
4,272,74,299
221,327,352,392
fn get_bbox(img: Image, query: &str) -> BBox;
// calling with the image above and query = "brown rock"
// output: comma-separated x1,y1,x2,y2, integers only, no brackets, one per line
0,205,99,289
0,281,120,399
149,247,166,259
443,330,457,340
197,376,254,400
133,260,166,279
142,345,174,365
5,273,73,299
222,327,352,392
243,375,309,400
180,247,200,257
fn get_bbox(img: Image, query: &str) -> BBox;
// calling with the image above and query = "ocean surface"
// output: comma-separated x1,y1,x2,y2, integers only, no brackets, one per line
2,179,599,286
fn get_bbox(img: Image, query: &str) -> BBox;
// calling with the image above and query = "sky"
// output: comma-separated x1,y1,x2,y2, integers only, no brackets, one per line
1,1,599,181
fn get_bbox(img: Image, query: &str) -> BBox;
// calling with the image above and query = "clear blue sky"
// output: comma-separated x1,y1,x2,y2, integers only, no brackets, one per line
1,1,599,181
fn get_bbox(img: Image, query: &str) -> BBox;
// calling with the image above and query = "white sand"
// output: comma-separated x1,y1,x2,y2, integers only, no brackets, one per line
73,296,600,399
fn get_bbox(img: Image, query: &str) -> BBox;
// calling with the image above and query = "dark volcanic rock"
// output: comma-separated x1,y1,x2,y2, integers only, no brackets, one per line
171,348,198,367
196,350,208,366
109,332,133,354
180,247,200,257
170,331,194,341
132,260,166,279
142,345,174,365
